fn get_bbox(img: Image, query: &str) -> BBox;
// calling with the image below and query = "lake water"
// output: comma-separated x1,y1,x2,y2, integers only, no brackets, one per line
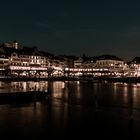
0,81,140,139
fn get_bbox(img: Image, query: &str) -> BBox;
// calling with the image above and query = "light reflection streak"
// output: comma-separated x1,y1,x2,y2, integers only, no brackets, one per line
123,86,128,101
76,81,81,99
52,82,65,99
8,81,48,93
113,83,117,95
132,84,137,98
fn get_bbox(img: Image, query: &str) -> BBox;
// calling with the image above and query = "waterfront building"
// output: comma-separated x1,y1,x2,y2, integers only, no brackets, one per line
130,57,140,77
95,55,127,77
9,46,48,77
0,52,9,76
66,55,127,77
74,57,83,68
0,43,17,76
0,40,136,78
96,55,124,69
82,56,97,68
8,45,66,77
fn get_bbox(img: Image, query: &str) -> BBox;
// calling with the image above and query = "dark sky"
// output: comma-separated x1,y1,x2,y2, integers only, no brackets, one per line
0,0,140,60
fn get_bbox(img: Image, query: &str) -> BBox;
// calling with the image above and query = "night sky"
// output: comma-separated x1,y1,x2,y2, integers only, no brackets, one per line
0,0,140,60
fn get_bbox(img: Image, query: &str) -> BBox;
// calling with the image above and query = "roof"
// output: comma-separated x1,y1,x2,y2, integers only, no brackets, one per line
96,55,123,61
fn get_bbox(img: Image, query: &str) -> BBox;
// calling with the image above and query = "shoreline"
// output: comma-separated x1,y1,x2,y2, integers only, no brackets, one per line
0,77,79,82
93,77,140,83
0,76,140,83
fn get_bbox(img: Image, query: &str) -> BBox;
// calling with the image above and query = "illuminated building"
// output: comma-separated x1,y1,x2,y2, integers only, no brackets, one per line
130,57,140,77
1,40,140,78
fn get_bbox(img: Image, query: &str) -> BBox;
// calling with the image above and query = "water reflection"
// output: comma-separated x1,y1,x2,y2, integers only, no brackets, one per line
123,85,129,105
132,84,140,109
51,81,65,99
0,80,140,109
1,81,140,138
0,81,48,93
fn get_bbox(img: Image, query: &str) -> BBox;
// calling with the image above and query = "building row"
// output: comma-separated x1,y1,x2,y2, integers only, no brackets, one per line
0,41,140,78
0,41,68,77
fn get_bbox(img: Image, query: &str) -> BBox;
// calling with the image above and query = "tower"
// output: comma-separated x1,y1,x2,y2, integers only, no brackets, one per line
12,40,18,49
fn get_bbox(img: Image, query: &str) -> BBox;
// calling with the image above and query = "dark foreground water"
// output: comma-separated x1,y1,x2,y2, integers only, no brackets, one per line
0,81,140,139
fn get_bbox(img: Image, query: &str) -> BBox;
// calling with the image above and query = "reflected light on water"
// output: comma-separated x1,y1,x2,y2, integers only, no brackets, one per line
123,86,128,102
52,82,65,99
132,84,139,98
62,82,65,89
113,83,117,95
124,83,128,86
76,81,81,99
1,81,140,139
7,81,48,93
112,82,129,103
77,81,80,85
